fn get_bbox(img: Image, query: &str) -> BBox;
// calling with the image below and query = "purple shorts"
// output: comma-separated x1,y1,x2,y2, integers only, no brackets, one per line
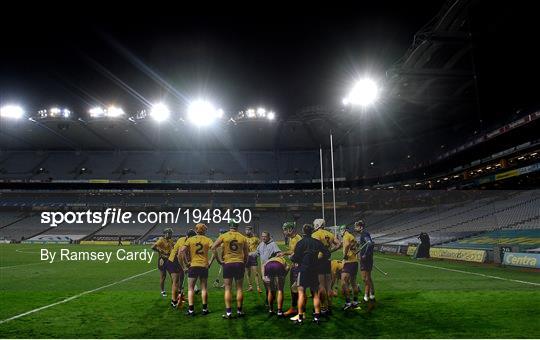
158,256,168,273
188,266,208,279
223,262,245,280
264,261,286,278
246,255,258,268
342,261,358,278
166,258,181,274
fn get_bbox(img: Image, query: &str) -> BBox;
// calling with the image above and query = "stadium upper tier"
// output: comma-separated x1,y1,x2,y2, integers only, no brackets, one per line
1,110,538,186
0,149,413,182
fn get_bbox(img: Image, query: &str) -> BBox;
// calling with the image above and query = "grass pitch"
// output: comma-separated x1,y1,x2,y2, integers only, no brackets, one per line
1,244,539,338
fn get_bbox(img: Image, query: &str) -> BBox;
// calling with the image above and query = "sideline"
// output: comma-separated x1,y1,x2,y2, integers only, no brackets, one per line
0,262,43,270
376,255,540,287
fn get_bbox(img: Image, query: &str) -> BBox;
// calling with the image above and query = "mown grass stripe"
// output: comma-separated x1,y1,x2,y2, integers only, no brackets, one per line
0,268,156,324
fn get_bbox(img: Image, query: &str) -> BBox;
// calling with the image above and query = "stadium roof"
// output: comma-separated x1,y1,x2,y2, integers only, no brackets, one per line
1,1,538,152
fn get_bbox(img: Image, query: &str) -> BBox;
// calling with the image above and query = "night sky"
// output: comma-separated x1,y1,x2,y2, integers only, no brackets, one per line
1,1,539,119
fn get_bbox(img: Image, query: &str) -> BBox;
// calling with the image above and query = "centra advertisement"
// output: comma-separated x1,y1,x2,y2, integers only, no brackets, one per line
503,252,540,269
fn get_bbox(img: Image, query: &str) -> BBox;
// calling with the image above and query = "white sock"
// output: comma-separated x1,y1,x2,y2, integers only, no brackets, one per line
369,294,375,299
363,295,369,302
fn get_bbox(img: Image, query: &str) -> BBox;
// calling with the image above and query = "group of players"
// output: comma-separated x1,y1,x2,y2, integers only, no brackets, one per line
151,218,375,324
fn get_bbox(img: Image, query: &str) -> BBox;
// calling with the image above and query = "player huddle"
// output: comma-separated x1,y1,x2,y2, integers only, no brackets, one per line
151,219,375,324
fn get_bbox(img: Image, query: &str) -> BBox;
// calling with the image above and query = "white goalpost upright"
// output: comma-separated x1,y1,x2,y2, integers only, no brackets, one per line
330,133,337,229
319,146,325,221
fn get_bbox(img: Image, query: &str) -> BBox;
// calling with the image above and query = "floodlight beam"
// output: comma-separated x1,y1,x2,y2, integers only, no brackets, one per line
0,105,24,119
343,78,379,107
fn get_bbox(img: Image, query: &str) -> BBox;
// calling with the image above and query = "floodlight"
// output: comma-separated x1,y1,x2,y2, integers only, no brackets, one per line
187,100,222,126
257,107,266,117
150,103,170,122
63,109,70,118
216,108,224,118
107,106,124,117
267,111,275,120
0,105,24,119
89,107,105,117
343,78,379,107
50,107,61,115
246,109,256,118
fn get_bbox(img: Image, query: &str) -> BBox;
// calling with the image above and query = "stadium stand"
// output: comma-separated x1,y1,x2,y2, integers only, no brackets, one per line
0,214,53,241
442,229,540,251
93,221,156,239
372,190,539,246
0,211,28,230
0,187,537,258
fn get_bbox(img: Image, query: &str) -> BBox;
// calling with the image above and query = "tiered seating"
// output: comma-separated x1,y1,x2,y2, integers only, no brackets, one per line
0,212,27,227
77,152,125,179
376,190,539,245
94,222,154,237
0,148,472,182
31,152,85,180
0,214,50,241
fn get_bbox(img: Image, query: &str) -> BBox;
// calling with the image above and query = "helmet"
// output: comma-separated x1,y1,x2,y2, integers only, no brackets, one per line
163,228,173,237
313,218,325,230
282,221,296,231
229,221,239,230
195,223,207,234
186,229,196,238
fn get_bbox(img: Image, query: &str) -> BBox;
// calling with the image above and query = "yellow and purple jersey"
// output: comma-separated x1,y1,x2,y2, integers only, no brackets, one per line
184,235,213,267
218,231,248,264
154,237,174,258
331,259,344,276
288,234,302,253
168,236,188,262
267,256,287,266
246,235,260,252
312,229,335,250
342,231,358,263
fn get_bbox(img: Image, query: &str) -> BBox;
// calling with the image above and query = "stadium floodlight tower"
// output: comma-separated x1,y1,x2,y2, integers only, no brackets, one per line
106,106,125,118
0,105,24,119
150,102,170,122
342,78,379,107
89,107,105,118
187,99,223,127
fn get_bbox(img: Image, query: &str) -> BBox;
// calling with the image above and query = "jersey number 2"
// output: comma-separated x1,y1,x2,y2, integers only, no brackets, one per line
195,242,204,254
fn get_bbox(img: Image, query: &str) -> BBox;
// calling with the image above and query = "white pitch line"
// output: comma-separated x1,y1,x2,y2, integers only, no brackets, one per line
376,256,540,287
0,262,43,270
0,268,156,324
15,248,41,254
